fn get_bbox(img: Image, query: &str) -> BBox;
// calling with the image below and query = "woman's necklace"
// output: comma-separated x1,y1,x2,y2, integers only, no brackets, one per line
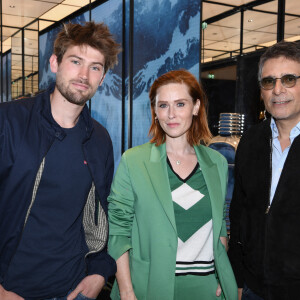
167,154,182,165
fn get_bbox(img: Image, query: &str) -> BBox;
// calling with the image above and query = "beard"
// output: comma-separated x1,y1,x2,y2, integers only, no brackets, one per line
56,74,97,106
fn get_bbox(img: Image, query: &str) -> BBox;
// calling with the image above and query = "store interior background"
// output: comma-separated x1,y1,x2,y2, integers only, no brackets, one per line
1,1,299,296
1,0,300,167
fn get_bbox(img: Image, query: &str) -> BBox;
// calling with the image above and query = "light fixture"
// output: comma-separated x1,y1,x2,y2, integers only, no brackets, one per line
248,19,253,22
9,5,15,8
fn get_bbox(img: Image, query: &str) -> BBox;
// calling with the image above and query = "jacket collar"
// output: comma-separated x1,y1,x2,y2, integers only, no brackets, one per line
145,143,176,231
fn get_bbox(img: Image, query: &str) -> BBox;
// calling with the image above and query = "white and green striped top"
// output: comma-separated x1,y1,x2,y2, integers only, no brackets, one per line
167,159,215,277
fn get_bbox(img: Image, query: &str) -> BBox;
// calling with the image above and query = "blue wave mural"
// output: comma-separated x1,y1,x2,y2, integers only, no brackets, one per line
91,0,123,169
39,12,89,91
38,0,201,170
131,0,201,147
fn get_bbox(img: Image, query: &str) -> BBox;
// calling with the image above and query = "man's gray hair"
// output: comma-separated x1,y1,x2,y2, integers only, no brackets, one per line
258,40,300,81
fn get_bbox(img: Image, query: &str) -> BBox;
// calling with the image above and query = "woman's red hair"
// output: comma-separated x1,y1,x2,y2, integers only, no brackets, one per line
148,69,212,146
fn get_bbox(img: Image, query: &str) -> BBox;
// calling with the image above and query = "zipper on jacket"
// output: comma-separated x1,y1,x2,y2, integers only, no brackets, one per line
263,135,272,295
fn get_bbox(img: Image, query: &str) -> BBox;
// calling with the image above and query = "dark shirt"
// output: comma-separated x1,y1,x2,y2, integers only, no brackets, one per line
3,116,92,299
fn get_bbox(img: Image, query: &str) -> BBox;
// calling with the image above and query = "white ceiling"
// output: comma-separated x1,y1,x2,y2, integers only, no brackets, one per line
1,0,300,78
202,0,300,62
1,0,97,51
1,0,98,83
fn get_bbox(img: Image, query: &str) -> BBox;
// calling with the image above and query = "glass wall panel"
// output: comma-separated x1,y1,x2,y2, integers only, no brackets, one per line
2,55,7,102
244,1,278,50
285,0,300,42
203,12,241,63
6,52,12,101
11,31,23,98
24,21,39,96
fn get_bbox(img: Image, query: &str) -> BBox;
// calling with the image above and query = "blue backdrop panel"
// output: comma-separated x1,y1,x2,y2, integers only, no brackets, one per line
39,26,61,90
39,12,89,90
131,0,201,147
91,0,123,169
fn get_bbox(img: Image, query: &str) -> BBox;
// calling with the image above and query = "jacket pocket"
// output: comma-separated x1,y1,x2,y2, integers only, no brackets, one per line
130,255,150,300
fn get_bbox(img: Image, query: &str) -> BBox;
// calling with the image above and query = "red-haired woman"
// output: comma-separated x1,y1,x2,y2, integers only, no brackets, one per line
108,70,237,300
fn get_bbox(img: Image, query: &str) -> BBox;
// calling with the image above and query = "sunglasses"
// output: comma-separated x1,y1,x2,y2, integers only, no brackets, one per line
260,74,300,90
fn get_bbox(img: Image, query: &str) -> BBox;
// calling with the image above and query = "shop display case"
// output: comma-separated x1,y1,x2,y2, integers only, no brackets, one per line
208,113,244,233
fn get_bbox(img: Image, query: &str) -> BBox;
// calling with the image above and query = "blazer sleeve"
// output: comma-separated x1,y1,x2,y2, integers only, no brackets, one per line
220,157,229,238
108,152,135,261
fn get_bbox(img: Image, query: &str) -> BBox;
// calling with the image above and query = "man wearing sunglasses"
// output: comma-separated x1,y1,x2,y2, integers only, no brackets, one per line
229,40,300,300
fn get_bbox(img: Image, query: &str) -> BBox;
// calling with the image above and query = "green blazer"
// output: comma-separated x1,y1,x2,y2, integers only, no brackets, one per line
108,142,237,300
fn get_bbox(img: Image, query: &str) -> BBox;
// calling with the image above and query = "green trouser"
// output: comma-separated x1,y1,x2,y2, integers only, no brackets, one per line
174,273,221,300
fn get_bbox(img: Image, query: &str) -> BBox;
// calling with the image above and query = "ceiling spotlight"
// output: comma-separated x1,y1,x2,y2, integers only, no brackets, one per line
248,19,253,22
9,5,15,8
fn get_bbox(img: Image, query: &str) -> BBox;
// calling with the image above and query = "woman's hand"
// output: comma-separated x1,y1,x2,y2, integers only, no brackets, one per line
120,289,138,300
216,283,222,297
116,252,137,300
238,288,243,300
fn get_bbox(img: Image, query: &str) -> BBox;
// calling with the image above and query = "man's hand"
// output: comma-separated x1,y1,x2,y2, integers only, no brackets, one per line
0,284,24,300
67,274,105,300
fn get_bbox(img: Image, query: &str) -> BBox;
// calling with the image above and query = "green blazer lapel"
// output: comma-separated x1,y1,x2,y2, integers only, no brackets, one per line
194,145,224,241
144,143,177,232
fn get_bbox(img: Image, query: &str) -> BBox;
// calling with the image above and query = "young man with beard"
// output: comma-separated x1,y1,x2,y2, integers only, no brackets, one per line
228,41,300,300
0,22,120,300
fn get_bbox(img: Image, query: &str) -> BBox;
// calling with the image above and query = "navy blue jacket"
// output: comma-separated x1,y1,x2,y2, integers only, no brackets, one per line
0,85,116,286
